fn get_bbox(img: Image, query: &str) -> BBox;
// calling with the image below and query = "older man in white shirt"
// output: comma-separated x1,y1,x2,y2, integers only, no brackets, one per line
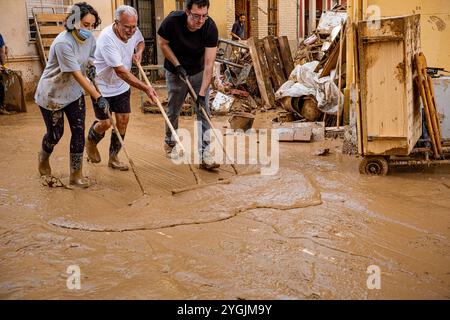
86,5,157,171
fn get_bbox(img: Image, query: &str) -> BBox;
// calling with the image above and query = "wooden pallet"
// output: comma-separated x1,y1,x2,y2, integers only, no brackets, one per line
247,36,294,109
34,13,66,66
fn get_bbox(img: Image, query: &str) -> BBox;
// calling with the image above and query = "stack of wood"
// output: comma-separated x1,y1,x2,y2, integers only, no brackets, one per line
414,52,444,159
247,35,295,110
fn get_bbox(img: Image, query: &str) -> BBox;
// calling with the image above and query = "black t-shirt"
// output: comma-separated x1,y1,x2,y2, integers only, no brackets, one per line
157,11,219,75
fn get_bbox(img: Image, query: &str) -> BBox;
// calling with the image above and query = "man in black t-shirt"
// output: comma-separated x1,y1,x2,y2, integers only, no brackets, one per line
158,0,219,170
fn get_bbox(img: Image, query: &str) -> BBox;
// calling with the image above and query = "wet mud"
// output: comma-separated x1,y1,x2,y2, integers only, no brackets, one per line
0,90,449,299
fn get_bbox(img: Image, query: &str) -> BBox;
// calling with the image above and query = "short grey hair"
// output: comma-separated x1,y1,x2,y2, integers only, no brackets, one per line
115,5,138,21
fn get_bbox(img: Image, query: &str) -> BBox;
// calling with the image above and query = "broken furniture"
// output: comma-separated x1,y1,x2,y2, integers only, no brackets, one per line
356,14,449,175
247,35,294,109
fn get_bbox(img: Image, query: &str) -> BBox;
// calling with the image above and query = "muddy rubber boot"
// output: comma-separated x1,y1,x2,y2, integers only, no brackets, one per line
86,122,104,163
69,153,90,188
38,149,52,176
199,153,220,171
108,130,129,171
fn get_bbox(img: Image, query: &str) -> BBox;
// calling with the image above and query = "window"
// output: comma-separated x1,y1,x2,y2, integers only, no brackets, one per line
25,0,72,41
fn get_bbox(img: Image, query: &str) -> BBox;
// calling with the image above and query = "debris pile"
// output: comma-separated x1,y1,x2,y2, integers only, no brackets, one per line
279,6,348,128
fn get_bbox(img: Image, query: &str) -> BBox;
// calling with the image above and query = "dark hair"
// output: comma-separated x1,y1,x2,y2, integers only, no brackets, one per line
186,0,210,10
239,13,246,18
65,2,101,31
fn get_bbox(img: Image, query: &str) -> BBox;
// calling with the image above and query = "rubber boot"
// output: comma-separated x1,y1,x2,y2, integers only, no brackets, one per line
38,149,52,176
86,121,104,163
69,153,89,188
108,130,129,171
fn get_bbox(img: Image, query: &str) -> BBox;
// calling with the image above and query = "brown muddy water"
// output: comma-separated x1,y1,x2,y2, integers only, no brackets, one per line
0,90,449,299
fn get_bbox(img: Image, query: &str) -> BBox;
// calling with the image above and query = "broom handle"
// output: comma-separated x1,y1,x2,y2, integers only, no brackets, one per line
137,63,201,184
183,78,238,175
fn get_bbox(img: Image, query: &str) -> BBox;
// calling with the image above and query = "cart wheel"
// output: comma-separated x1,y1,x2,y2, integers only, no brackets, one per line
359,156,389,176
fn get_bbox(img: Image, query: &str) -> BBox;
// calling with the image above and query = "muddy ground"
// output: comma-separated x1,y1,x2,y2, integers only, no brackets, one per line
0,89,449,299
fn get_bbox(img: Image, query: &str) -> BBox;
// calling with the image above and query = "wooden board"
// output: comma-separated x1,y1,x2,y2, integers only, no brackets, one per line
263,36,286,90
41,38,55,48
358,14,422,156
35,13,67,23
277,36,294,79
247,37,274,108
39,25,65,35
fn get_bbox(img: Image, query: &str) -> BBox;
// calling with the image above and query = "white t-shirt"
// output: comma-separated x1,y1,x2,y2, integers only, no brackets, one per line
35,30,95,110
94,24,144,97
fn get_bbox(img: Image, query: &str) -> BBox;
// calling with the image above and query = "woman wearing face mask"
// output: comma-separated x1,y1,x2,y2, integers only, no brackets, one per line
34,2,108,188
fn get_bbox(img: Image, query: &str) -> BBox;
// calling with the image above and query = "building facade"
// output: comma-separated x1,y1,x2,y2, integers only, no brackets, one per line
0,0,448,99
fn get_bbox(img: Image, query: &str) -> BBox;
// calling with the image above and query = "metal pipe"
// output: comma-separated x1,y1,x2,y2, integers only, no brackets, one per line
215,58,245,69
390,160,450,166
218,38,249,49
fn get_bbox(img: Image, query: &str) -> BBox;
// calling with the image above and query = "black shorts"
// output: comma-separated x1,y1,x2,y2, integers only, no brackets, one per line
92,89,131,120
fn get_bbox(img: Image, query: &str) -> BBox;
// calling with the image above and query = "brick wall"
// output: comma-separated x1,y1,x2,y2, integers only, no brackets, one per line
278,0,299,51
257,0,269,38
226,0,236,39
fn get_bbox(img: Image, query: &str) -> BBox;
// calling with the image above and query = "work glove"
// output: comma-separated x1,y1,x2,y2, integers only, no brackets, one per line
86,65,96,82
175,65,188,81
196,95,206,111
96,96,110,115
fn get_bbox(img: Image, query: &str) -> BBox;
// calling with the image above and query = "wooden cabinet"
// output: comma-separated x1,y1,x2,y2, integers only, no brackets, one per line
358,14,422,156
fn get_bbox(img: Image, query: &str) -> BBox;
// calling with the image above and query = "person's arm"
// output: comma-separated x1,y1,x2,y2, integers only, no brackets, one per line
199,47,217,96
113,65,157,101
158,35,180,67
133,41,144,65
71,70,101,100
230,32,241,40
230,23,241,40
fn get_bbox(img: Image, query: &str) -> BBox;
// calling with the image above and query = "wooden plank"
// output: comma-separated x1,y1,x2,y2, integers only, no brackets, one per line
247,37,272,109
39,25,65,36
263,36,286,90
319,40,340,77
256,40,276,106
41,38,55,48
277,36,294,79
35,13,67,23
358,21,369,155
362,36,404,43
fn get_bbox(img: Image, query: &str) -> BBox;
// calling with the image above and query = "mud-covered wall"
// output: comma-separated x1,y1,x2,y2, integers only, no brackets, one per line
365,0,450,70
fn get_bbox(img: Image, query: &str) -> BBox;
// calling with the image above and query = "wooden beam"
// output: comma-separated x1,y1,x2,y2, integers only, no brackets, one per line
34,13,66,23
277,36,294,79
247,37,273,108
39,26,65,36
41,38,55,48
263,36,285,90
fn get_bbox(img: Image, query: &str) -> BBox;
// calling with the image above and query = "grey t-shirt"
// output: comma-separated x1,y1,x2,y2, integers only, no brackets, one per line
35,30,95,110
